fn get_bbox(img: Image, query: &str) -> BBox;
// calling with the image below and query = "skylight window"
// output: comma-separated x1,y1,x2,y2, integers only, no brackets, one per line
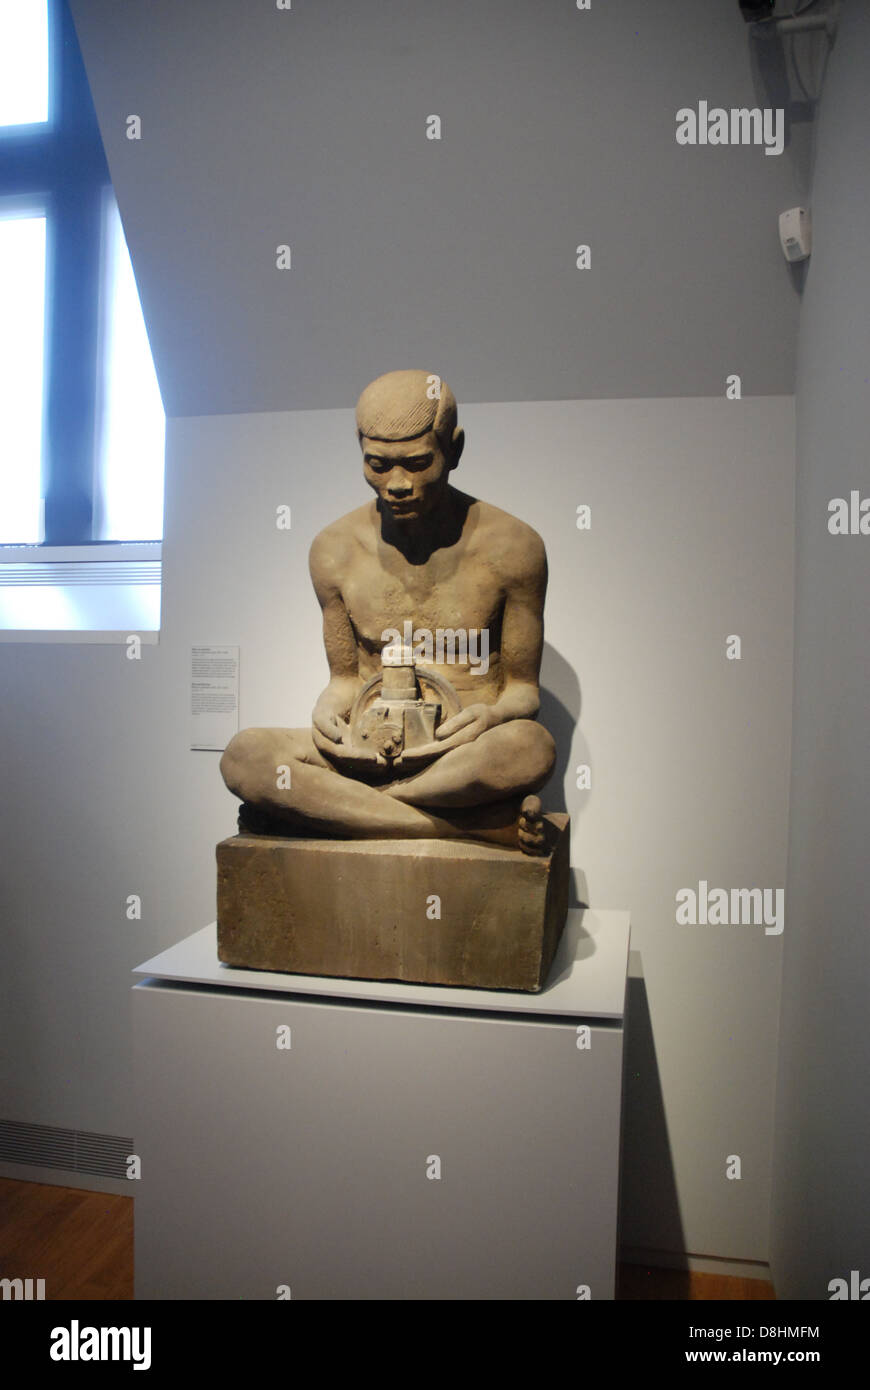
0,1,49,128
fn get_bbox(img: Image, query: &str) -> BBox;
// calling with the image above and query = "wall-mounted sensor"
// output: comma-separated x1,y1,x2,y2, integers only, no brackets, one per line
739,0,774,20
779,207,812,262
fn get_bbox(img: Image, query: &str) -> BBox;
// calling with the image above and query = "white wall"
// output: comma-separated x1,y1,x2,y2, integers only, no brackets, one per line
770,0,870,1300
0,393,794,1261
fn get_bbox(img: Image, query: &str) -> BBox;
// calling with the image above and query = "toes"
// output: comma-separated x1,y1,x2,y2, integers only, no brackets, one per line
518,832,548,857
517,799,553,856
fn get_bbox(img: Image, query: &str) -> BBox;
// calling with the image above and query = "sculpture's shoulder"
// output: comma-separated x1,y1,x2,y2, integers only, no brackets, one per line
472,499,547,585
308,504,375,591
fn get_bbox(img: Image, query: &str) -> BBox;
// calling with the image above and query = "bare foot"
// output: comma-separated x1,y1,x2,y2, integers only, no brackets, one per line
518,795,549,856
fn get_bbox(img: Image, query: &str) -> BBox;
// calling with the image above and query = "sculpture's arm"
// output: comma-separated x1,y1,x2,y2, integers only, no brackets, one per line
308,530,360,742
434,525,547,748
490,526,547,722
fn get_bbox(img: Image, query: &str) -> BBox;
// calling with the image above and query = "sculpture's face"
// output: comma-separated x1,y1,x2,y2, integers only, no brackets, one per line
361,430,453,524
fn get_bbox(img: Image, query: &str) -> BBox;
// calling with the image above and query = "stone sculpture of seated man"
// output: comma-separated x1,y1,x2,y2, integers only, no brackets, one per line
220,369,558,855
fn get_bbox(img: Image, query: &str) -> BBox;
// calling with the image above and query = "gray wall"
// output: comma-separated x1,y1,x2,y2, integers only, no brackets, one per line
68,0,803,415
770,0,870,1301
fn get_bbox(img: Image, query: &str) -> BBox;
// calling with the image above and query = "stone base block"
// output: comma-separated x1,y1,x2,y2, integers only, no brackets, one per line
216,816,570,992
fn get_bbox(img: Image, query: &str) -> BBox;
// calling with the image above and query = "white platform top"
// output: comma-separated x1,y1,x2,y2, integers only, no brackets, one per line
133,909,631,1021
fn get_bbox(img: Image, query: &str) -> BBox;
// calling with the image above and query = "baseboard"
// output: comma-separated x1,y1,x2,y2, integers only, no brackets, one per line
621,1245,773,1282
0,1161,133,1198
0,1116,133,1195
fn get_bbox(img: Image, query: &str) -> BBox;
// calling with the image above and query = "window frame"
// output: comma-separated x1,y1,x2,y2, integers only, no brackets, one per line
0,0,155,549
0,1,164,642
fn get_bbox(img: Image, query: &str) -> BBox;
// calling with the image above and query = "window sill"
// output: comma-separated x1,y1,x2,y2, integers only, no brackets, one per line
0,542,161,642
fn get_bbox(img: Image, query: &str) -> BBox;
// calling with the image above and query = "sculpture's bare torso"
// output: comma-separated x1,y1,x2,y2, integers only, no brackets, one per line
320,494,537,700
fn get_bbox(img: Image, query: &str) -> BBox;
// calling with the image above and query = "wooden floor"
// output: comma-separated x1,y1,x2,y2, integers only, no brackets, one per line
617,1262,775,1300
0,1177,133,1300
0,1177,774,1300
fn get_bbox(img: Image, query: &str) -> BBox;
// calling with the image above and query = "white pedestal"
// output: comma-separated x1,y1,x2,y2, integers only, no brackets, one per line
132,908,630,1300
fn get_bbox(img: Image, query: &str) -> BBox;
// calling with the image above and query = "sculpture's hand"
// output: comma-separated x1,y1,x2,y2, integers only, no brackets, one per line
311,724,380,767
432,702,502,753
312,702,350,744
312,721,347,755
312,699,381,767
312,698,351,757
399,705,498,761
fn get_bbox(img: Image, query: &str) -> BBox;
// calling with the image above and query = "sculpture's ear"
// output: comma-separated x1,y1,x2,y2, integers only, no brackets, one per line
449,427,465,469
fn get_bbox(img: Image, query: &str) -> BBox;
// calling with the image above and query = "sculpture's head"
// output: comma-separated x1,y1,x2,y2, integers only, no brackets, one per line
356,370,464,524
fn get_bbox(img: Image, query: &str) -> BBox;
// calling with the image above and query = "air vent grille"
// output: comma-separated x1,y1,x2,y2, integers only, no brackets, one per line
0,1118,133,1179
0,562,160,587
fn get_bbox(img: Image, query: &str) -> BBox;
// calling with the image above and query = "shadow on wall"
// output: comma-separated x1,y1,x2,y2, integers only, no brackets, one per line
539,641,588,904
619,961,686,1269
539,641,582,817
539,639,687,1263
